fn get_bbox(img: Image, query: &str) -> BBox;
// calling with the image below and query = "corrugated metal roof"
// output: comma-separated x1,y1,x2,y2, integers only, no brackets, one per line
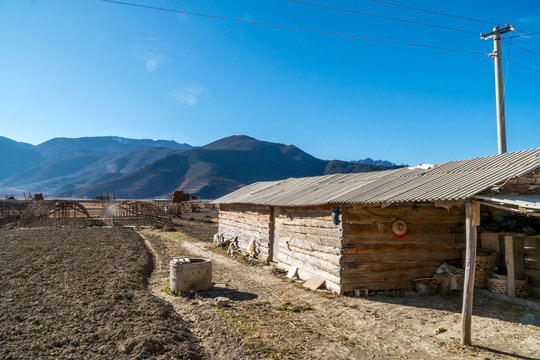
474,195,540,211
214,148,540,207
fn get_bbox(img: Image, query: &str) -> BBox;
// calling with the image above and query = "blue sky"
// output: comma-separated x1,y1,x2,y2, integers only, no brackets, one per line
1,0,539,165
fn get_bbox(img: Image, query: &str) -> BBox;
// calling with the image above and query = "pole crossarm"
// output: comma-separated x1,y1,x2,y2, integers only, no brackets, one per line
480,24,515,39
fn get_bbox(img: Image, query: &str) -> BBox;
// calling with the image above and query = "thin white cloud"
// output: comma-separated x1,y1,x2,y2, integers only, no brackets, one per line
175,86,205,106
131,35,167,72
517,16,540,25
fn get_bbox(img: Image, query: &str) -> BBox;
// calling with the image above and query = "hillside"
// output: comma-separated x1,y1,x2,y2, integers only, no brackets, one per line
64,136,397,199
0,136,192,195
36,136,191,161
1,135,401,199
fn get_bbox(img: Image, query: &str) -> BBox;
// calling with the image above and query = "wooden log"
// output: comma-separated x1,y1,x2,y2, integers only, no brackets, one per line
278,230,342,247
343,207,464,224
279,217,337,228
341,266,440,282
341,250,461,263
280,237,342,256
218,218,269,233
277,247,341,278
342,222,454,236
341,280,414,292
342,243,457,254
461,201,477,346
278,223,342,238
341,259,447,273
276,252,341,284
219,215,270,225
505,235,515,297
278,241,342,265
342,234,464,247
218,226,266,239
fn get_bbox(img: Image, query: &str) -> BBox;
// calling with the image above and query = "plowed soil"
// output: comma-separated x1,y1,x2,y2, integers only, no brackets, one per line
1,211,539,360
0,227,202,360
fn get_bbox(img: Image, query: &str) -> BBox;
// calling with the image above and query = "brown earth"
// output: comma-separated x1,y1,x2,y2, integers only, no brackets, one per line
1,210,539,360
0,227,203,359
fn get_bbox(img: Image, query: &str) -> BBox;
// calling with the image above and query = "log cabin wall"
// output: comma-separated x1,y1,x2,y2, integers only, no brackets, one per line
218,204,272,261
497,167,540,297
274,205,343,293
524,236,540,298
340,203,466,293
500,168,540,195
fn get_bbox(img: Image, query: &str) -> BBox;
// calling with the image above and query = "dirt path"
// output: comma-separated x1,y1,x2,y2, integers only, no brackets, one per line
140,229,540,360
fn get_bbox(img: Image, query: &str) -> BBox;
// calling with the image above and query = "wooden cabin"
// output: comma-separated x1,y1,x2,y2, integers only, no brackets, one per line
214,149,540,296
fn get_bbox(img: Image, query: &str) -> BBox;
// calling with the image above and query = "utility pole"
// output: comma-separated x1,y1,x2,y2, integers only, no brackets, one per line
480,24,515,154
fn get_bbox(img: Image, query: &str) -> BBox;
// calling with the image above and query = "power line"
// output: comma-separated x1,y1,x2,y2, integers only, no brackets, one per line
503,41,540,57
369,0,540,41
286,0,477,34
368,0,496,25
508,60,540,75
101,0,486,55
507,31,540,39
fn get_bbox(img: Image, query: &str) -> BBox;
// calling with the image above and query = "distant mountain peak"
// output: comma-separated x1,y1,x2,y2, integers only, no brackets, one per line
351,157,405,167
202,135,261,150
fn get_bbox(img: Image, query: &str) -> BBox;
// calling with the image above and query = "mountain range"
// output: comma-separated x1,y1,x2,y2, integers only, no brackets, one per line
0,135,400,199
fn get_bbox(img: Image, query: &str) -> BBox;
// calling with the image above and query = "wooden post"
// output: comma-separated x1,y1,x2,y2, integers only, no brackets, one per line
461,202,478,346
504,235,515,297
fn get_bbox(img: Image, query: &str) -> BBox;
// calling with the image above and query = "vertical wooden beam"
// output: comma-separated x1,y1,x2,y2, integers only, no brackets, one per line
505,235,515,297
268,206,275,262
513,236,525,280
461,201,478,346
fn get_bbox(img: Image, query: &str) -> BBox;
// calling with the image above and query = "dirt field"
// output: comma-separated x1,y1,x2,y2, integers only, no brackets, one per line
0,227,202,359
1,210,539,359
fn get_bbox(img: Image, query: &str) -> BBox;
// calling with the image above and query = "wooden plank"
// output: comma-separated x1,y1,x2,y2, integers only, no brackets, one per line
461,201,477,346
505,235,515,297
472,202,481,226
286,266,298,279
480,232,501,252
525,269,540,288
272,206,280,262
304,276,326,290
536,238,540,271
513,237,525,280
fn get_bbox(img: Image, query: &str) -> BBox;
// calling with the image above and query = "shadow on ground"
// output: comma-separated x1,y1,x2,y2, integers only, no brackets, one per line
197,286,258,301
363,292,539,326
